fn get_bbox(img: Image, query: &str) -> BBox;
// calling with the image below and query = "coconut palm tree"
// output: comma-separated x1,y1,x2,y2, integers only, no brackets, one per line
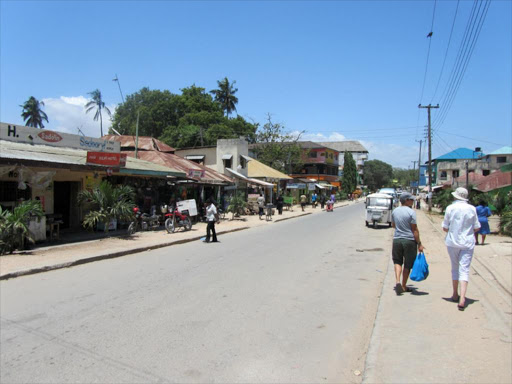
85,89,111,137
77,181,135,233
20,96,49,128
210,77,239,117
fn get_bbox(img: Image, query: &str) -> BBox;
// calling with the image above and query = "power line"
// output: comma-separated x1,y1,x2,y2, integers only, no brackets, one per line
432,0,491,128
436,129,503,146
430,0,460,104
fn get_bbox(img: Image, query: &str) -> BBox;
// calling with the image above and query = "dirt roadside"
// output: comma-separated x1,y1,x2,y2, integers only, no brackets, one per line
363,209,512,384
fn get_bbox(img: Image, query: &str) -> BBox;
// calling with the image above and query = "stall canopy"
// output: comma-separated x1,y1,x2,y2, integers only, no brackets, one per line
246,157,292,181
0,140,185,178
225,168,273,188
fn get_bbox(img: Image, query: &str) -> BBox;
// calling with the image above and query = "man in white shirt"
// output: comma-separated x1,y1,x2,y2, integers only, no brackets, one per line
442,187,480,311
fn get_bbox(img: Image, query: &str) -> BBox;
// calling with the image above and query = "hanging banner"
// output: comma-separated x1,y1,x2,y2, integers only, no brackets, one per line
86,152,127,167
188,169,205,179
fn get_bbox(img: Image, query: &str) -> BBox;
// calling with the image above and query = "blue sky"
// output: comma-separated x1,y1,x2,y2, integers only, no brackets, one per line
1,0,510,168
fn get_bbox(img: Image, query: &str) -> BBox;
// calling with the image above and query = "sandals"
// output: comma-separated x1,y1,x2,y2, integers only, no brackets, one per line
451,296,460,303
395,283,403,295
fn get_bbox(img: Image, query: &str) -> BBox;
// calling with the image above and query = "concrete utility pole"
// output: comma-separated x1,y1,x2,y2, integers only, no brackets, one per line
416,139,422,195
418,104,439,212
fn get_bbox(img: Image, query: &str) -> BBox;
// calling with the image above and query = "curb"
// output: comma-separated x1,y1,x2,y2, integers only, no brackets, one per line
0,227,250,280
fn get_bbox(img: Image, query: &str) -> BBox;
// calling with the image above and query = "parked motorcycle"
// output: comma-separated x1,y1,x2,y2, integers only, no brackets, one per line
165,207,192,233
127,207,160,235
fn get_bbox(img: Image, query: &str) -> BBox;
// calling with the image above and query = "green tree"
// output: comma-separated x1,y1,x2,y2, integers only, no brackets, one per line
77,181,135,233
20,96,49,128
392,168,417,188
364,160,393,191
342,152,357,195
86,89,111,137
0,200,44,254
111,86,257,148
252,114,303,173
210,77,239,117
226,191,247,220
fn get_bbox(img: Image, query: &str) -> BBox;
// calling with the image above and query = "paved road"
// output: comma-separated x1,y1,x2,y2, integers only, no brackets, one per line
1,203,392,383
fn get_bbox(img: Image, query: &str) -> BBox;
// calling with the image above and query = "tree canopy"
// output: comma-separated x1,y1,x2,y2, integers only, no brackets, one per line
364,160,393,191
110,85,257,148
342,152,357,194
392,168,417,188
251,114,303,173
20,96,48,128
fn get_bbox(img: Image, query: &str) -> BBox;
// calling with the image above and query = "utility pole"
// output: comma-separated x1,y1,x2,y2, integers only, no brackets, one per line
418,104,439,212
113,74,125,103
416,139,422,195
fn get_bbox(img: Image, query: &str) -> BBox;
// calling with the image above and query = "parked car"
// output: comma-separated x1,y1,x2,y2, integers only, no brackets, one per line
378,188,399,207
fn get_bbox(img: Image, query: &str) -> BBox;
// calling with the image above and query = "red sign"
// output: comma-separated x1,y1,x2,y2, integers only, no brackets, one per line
38,131,63,143
86,152,127,167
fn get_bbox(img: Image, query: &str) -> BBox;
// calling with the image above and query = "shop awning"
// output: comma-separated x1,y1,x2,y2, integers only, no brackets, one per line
246,156,292,180
226,168,273,188
222,154,233,160
315,184,327,189
249,178,274,187
185,155,205,160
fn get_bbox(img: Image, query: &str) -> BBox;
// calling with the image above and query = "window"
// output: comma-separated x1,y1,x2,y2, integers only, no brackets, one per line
239,155,247,169
440,171,447,180
452,170,459,178
483,170,490,176
321,152,325,157
497,156,507,163
223,159,232,169
309,151,317,158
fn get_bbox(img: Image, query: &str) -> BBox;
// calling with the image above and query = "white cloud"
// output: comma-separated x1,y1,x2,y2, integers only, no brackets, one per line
290,131,347,142
42,96,116,138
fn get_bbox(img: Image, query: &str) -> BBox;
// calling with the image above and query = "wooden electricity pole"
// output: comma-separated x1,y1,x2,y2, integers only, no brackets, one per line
418,104,439,212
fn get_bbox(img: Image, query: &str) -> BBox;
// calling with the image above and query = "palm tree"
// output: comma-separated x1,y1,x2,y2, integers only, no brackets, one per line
210,77,239,117
0,200,44,254
77,181,135,233
20,96,49,128
85,89,111,137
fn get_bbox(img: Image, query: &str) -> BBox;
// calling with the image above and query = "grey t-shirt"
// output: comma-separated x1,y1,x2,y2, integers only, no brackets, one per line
391,206,417,241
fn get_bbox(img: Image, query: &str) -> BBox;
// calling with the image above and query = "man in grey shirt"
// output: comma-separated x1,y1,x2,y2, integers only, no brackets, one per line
391,192,425,295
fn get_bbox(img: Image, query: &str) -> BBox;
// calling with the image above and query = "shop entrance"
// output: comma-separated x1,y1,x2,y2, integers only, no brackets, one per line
54,181,81,229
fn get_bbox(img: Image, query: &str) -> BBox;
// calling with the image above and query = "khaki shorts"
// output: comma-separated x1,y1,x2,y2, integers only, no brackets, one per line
392,238,417,269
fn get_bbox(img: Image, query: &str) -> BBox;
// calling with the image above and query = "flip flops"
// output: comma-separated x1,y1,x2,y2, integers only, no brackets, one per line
395,283,404,295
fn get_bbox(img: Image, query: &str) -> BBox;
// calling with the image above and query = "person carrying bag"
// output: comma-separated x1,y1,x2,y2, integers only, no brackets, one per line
410,252,429,282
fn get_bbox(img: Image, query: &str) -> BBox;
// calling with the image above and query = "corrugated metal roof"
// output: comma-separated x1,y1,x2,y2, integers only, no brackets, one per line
434,148,485,160
317,141,368,153
122,151,233,184
247,157,292,180
488,146,512,155
102,135,175,153
474,170,512,192
0,140,185,177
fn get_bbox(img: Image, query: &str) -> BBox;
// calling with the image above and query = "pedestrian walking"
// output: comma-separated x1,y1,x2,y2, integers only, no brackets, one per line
204,199,219,243
475,200,492,245
442,187,480,311
276,194,284,215
312,192,318,208
330,193,336,203
300,193,307,212
257,193,265,220
320,194,326,209
391,192,424,295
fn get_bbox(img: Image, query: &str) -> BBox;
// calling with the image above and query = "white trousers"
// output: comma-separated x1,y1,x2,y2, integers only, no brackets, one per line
447,246,474,282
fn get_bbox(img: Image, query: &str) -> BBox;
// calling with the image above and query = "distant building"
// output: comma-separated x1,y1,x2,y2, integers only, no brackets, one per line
317,141,368,184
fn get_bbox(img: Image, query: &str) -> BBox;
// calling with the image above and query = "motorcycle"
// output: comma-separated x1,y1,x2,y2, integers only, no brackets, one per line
164,207,192,233
127,207,160,234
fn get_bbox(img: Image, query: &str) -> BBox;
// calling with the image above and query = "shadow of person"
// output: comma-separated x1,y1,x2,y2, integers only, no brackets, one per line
408,286,430,296
441,296,479,307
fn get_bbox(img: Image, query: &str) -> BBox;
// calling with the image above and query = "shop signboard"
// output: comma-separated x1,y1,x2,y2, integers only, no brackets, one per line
0,123,120,153
177,199,198,216
86,152,127,167
308,183,316,191
188,169,205,179
287,183,306,189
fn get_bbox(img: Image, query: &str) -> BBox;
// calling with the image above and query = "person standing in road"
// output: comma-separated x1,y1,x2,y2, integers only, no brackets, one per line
276,194,284,215
300,193,307,212
204,199,219,243
475,200,492,245
257,193,265,220
442,187,480,311
391,192,424,295
320,193,326,209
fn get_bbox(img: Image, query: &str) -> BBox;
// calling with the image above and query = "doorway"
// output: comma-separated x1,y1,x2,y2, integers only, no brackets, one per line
53,181,81,229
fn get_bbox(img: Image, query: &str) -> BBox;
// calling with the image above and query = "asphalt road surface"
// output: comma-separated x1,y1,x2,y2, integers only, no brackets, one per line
1,203,392,383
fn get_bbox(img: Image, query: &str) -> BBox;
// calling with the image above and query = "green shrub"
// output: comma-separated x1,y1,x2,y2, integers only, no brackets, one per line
227,191,247,219
0,200,44,254
499,210,512,237
432,188,454,213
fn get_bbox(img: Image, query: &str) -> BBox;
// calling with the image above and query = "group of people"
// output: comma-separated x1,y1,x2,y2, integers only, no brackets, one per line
391,187,487,311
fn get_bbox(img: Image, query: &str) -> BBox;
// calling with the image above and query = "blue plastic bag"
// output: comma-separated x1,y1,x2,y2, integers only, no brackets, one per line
410,252,429,282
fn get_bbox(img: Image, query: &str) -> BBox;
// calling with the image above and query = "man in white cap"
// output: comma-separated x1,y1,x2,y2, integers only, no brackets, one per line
442,187,481,311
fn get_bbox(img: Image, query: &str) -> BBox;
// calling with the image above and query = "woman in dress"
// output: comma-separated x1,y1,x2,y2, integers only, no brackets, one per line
475,200,492,245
